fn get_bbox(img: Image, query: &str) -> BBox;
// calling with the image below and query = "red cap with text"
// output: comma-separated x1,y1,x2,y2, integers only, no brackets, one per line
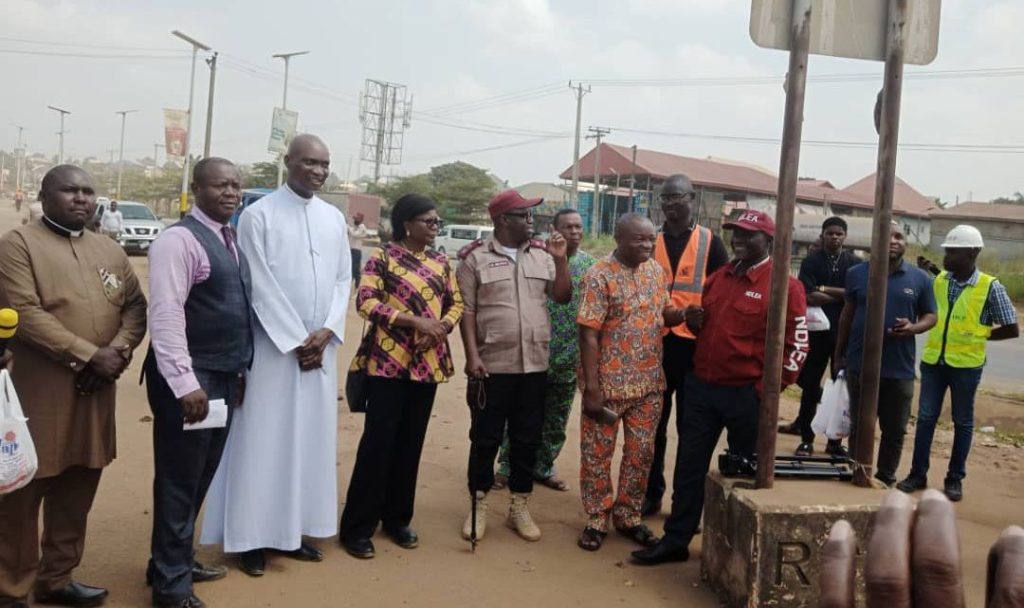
723,209,775,238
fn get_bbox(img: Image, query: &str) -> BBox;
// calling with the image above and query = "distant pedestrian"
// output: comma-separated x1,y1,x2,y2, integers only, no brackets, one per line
897,224,1019,501
348,211,369,288
100,200,124,240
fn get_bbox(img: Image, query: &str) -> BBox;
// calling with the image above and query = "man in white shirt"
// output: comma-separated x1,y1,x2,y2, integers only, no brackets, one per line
100,200,124,239
348,212,369,287
200,134,352,577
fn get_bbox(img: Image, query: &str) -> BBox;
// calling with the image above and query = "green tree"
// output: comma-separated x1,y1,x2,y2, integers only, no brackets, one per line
991,191,1024,205
371,161,498,224
242,162,281,189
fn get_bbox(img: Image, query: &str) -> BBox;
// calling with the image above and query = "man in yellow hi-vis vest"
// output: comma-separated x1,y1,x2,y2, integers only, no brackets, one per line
642,175,728,517
897,224,1019,502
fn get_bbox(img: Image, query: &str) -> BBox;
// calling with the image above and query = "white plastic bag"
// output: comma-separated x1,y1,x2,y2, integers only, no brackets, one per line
806,306,831,332
823,372,851,440
810,376,837,437
0,369,38,494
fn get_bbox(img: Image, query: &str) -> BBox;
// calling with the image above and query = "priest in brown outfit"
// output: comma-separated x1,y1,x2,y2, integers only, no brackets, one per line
0,165,147,608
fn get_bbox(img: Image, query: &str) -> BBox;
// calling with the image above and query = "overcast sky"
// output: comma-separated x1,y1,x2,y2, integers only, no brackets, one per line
2,0,1022,202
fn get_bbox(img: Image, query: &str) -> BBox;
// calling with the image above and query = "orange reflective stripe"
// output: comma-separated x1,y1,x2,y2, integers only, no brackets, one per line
655,227,712,340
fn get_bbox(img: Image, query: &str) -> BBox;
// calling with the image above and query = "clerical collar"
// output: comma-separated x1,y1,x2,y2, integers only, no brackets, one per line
42,215,85,238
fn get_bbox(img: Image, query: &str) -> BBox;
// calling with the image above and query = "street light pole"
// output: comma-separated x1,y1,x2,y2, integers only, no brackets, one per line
204,52,218,157
115,110,138,198
272,50,310,187
47,106,70,164
172,30,212,217
13,125,25,193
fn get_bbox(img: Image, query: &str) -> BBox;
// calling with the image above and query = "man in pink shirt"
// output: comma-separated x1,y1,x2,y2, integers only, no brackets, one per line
143,157,253,608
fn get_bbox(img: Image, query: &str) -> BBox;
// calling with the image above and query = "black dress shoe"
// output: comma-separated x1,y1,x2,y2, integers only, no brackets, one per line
34,581,109,607
191,562,227,583
631,541,690,566
146,562,226,587
272,542,323,562
238,550,265,577
341,537,376,559
154,594,206,608
778,421,801,436
384,525,419,549
640,497,661,518
944,477,964,502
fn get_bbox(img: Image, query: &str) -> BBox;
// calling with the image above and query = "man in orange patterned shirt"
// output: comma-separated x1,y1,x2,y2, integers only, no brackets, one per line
576,214,685,551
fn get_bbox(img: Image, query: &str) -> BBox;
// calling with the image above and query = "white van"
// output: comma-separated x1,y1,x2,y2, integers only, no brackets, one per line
434,224,493,255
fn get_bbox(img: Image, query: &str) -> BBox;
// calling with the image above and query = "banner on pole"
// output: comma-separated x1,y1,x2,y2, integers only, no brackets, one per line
268,107,299,154
163,109,189,161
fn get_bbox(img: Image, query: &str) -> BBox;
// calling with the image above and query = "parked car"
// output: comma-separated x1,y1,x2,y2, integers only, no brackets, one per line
95,201,164,254
230,188,274,227
433,224,493,255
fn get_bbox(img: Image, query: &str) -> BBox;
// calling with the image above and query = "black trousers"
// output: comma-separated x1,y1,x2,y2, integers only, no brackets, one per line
144,355,236,604
351,248,363,288
646,334,696,503
340,376,438,541
795,330,837,443
467,372,547,495
846,372,914,485
662,376,760,549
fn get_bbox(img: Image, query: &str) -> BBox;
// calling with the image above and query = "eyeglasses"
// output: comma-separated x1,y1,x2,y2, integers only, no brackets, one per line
503,211,533,220
415,218,444,228
659,192,694,204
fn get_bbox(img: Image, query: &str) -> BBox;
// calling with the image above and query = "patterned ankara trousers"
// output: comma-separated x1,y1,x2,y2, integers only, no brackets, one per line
496,381,577,480
579,392,661,533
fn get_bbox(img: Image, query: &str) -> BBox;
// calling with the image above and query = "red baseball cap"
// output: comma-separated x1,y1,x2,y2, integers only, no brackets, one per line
488,190,543,220
723,209,775,238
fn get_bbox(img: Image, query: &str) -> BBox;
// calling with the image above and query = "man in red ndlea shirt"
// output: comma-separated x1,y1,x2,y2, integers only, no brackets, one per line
632,209,808,565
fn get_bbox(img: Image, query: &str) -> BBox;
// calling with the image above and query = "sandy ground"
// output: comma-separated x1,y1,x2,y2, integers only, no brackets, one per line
1,201,1021,607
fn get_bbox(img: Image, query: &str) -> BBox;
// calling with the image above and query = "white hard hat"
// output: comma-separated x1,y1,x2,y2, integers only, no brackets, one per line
940,224,984,248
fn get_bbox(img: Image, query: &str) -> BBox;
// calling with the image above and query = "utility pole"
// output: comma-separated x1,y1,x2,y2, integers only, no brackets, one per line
47,106,70,164
629,144,637,212
13,125,26,193
115,109,138,199
203,52,218,158
273,50,310,187
568,81,591,208
586,126,610,235
172,30,212,217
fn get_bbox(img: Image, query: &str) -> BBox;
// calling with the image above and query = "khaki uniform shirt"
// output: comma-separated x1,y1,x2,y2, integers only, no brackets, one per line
0,220,147,478
457,236,556,374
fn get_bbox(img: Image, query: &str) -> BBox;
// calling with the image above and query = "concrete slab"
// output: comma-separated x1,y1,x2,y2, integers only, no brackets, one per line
700,471,886,607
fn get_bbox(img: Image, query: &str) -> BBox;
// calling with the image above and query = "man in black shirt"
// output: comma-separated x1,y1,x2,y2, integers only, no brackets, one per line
643,174,729,517
780,216,857,455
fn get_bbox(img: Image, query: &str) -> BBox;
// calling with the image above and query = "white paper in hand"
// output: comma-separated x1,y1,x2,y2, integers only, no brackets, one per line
183,399,227,431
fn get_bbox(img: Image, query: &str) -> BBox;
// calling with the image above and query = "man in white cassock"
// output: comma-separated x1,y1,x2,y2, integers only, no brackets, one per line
200,134,351,577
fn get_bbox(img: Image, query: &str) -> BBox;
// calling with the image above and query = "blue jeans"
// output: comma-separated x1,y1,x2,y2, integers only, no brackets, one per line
910,362,983,481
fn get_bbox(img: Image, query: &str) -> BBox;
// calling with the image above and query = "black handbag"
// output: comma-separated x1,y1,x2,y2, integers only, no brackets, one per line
345,357,370,413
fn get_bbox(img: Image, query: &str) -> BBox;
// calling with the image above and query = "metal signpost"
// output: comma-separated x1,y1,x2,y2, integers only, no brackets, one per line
749,0,941,488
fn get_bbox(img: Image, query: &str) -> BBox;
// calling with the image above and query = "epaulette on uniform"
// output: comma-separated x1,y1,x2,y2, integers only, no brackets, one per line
457,238,484,261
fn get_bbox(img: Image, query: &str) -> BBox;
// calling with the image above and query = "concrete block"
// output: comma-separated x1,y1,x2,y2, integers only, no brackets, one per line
700,471,884,607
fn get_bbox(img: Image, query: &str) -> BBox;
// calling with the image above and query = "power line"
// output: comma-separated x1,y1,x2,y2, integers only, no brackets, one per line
0,48,188,60
605,126,1024,153
0,36,185,52
583,66,1024,88
421,81,565,115
405,135,568,162
416,114,569,138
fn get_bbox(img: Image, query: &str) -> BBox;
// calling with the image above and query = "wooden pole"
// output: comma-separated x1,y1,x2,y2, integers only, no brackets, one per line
755,0,812,490
853,0,907,487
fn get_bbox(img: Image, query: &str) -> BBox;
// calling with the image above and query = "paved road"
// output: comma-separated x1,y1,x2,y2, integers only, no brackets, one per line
913,333,1023,392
